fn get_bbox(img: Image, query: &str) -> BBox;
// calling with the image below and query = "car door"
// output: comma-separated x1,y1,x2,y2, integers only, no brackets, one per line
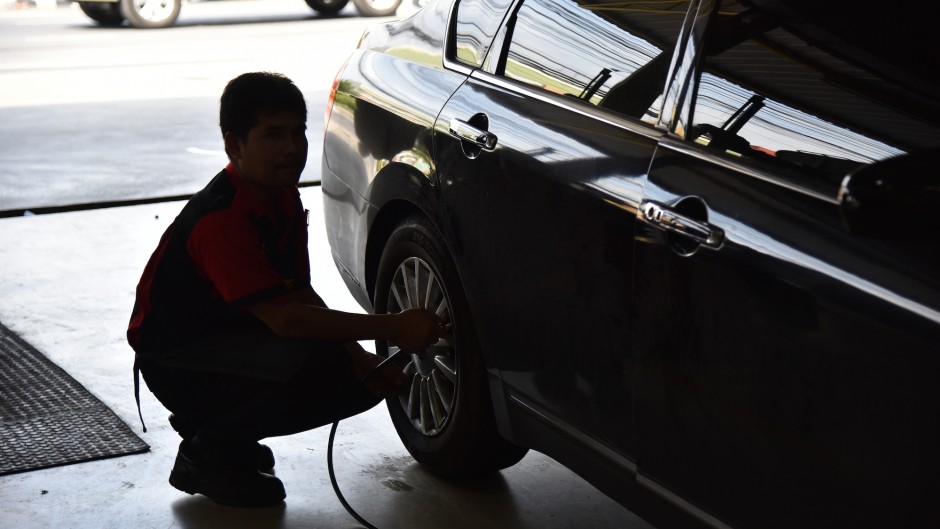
632,1,940,528
432,0,687,479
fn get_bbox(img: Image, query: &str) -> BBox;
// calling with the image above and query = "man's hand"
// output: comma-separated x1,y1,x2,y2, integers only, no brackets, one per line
346,308,446,397
348,344,409,397
390,308,448,353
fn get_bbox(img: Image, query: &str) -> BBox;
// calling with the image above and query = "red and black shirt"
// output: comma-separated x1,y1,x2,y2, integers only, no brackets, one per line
127,163,310,356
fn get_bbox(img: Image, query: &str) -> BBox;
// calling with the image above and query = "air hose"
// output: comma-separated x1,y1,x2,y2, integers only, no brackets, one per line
328,420,379,529
328,350,406,529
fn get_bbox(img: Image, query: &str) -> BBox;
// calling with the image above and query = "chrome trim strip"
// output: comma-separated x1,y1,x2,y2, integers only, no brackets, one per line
469,70,666,143
656,136,840,205
441,0,479,76
637,475,734,529
507,393,637,474
442,55,474,76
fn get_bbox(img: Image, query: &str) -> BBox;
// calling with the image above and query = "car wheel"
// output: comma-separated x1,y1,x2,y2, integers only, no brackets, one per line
375,216,528,478
78,1,124,25
351,0,401,16
120,0,180,28
303,0,349,15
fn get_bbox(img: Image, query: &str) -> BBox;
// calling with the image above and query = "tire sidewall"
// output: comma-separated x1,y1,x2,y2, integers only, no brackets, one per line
79,1,125,24
304,0,349,14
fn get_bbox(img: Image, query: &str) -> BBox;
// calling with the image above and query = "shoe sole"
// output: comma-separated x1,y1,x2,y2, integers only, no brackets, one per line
169,471,285,507
168,472,197,495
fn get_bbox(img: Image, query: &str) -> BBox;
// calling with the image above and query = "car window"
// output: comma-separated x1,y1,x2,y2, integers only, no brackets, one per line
688,0,940,189
497,0,687,125
453,0,516,68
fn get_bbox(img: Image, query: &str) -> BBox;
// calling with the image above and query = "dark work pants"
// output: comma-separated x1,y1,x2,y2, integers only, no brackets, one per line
138,333,382,445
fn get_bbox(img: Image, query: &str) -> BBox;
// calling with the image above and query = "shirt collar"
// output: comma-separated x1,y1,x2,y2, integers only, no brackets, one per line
224,162,300,218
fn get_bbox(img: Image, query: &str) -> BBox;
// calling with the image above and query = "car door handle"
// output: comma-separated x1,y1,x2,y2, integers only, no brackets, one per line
640,200,724,249
449,118,497,150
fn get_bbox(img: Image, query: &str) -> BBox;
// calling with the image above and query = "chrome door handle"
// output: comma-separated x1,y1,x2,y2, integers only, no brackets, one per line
449,118,497,150
640,200,724,249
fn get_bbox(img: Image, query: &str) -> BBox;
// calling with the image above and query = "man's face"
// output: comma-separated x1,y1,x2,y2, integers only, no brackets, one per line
226,110,308,190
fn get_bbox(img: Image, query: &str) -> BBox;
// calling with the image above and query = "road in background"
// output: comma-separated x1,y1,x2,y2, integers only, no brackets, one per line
0,0,408,211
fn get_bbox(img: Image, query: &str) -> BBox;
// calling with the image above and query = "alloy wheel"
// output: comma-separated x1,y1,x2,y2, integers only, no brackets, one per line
385,257,455,436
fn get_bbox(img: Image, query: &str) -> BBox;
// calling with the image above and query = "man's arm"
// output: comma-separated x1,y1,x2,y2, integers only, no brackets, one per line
246,286,445,354
289,285,328,308
291,286,417,395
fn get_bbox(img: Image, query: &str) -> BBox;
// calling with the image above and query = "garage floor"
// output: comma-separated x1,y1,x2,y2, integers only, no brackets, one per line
0,187,653,529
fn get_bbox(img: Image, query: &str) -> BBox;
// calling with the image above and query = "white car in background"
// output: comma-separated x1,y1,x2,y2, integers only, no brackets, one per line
76,0,401,28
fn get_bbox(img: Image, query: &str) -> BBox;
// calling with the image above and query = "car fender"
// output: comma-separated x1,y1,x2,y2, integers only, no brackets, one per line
363,161,443,298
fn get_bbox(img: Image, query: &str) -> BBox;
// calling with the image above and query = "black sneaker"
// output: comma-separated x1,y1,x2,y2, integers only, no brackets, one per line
168,440,285,508
257,443,275,474
168,414,275,473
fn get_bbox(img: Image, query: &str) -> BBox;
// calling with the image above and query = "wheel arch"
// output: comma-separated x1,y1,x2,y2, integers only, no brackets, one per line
362,162,444,307
364,198,423,307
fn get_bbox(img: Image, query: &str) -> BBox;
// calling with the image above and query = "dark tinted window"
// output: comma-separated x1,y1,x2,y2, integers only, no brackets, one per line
454,0,515,68
689,0,940,188
498,0,686,124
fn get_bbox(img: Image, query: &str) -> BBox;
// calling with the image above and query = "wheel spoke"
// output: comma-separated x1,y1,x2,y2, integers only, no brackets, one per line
419,378,432,434
433,354,457,384
406,372,420,420
424,272,437,311
429,336,450,351
408,260,420,309
428,375,446,428
433,298,448,319
401,357,416,376
414,260,425,308
390,274,407,312
430,369,453,413
400,263,417,309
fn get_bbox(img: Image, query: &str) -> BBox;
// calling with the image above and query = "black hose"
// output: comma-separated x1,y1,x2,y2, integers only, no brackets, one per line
328,350,405,529
328,419,379,529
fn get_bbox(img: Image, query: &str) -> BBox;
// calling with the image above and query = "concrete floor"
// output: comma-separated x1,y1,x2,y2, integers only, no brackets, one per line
0,187,654,529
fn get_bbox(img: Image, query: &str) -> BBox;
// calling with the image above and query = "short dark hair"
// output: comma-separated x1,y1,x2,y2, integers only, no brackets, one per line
219,71,307,145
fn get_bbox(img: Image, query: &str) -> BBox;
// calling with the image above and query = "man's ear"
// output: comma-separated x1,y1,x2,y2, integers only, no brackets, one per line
223,131,243,160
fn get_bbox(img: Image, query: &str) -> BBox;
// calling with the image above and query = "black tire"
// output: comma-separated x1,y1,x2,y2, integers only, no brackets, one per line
303,0,349,14
374,216,528,478
120,0,180,28
351,0,401,16
78,1,124,25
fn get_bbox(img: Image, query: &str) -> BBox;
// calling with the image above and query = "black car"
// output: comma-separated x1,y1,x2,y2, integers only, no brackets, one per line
321,0,940,527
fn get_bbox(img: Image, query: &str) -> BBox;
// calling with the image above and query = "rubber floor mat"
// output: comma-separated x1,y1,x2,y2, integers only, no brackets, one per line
0,322,149,476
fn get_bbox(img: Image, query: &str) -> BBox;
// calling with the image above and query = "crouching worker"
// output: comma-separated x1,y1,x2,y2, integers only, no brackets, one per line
127,71,446,508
